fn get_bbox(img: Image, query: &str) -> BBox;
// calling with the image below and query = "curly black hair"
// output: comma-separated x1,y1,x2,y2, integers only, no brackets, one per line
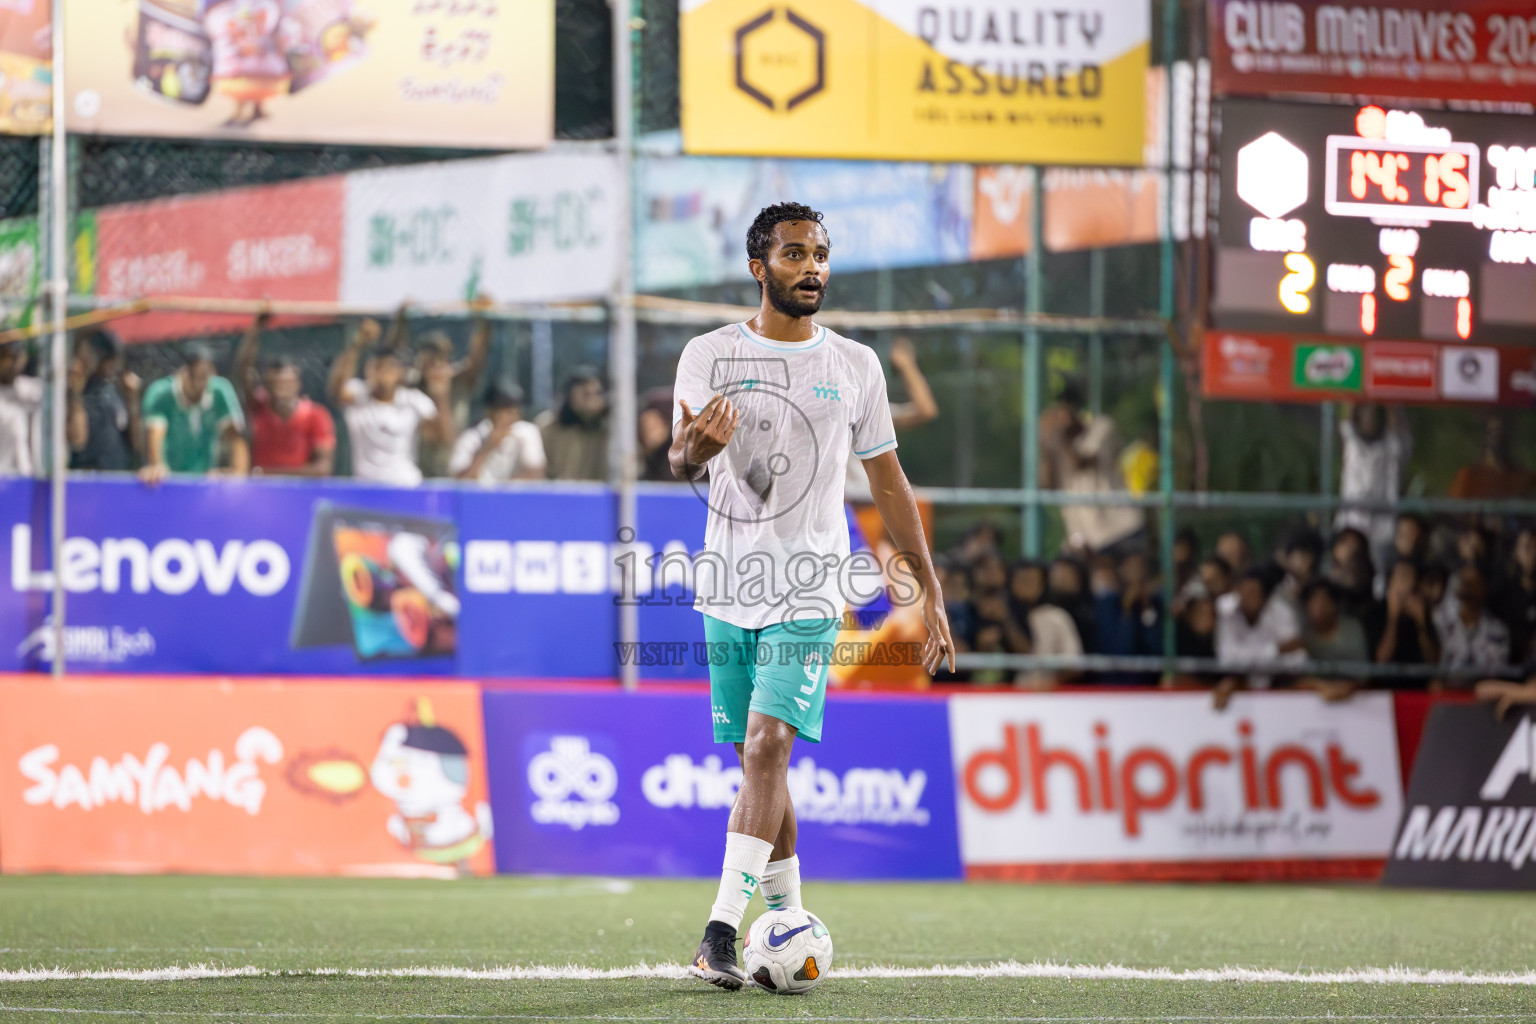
745,202,829,261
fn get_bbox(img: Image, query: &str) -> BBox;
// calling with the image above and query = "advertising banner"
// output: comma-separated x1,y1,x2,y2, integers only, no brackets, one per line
1203,331,1536,406
0,0,50,134
1209,0,1536,105
96,177,344,342
63,0,552,149
483,688,960,879
340,152,618,306
680,0,1148,165
0,214,96,331
949,691,1403,880
970,166,1161,260
636,156,971,291
0,675,494,876
1384,704,1536,889
0,478,789,680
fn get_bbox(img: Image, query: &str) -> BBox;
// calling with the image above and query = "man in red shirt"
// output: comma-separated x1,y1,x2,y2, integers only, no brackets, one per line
233,312,336,476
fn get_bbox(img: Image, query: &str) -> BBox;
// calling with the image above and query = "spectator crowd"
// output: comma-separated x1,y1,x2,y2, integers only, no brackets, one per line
0,313,616,487
3,321,1535,696
932,513,1536,693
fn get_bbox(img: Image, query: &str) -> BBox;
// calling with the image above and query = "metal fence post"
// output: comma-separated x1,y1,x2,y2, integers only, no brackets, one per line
1022,166,1044,558
612,0,640,689
1158,0,1180,675
47,0,69,679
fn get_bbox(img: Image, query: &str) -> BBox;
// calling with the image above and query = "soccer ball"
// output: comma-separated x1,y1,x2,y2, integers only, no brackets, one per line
743,908,833,994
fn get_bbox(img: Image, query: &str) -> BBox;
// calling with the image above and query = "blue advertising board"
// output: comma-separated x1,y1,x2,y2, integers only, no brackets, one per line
482,688,961,879
0,478,882,680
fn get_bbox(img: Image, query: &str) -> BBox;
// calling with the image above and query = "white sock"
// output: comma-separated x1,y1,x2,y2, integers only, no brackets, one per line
760,855,802,911
708,832,774,931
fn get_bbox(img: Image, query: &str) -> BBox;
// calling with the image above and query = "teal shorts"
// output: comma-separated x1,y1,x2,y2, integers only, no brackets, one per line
702,614,839,744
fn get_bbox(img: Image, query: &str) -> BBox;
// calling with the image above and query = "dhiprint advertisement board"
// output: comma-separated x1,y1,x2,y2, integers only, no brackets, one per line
0,676,494,876
63,0,552,148
949,691,1403,880
680,0,1148,165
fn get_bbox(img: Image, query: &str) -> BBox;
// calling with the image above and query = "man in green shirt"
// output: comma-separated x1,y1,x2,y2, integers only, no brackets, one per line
140,346,249,482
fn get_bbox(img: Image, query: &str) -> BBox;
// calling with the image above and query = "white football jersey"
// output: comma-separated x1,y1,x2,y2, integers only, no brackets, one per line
672,322,897,629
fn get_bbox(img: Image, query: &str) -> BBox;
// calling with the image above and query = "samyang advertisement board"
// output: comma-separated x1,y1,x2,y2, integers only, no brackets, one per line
0,477,727,680
0,676,495,876
949,691,1403,880
1385,703,1536,889
482,689,961,879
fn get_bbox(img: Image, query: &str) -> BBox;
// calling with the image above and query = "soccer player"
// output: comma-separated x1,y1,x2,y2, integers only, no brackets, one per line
670,203,954,989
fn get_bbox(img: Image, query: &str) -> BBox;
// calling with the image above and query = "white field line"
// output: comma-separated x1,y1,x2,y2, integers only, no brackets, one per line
4,1012,1536,1024
1,961,1536,986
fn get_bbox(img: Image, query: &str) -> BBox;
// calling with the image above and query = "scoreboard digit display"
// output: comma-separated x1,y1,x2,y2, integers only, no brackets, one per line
1213,99,1536,347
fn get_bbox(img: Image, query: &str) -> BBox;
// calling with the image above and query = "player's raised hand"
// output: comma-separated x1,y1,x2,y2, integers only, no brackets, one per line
678,395,738,467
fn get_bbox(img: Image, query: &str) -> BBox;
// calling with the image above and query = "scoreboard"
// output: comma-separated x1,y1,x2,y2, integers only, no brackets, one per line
1213,99,1536,347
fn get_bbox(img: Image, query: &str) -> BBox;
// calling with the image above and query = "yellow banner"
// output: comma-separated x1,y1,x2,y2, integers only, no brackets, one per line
681,0,1148,165
63,0,551,149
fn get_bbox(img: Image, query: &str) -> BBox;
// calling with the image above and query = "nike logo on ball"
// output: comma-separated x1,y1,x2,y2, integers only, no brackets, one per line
767,923,813,947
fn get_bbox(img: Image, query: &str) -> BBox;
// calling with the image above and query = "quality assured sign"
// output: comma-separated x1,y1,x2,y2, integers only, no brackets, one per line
680,0,1148,165
1209,0,1536,105
949,691,1403,880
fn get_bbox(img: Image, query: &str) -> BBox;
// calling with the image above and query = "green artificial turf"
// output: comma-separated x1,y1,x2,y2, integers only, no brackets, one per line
0,875,1533,1021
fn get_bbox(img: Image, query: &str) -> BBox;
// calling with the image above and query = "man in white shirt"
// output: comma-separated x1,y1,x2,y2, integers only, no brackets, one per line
1215,568,1307,704
0,341,41,476
449,386,546,483
326,318,453,486
669,202,953,990
1335,403,1411,574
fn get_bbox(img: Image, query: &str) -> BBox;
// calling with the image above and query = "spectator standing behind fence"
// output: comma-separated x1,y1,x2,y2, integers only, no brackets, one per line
538,367,609,481
1450,414,1536,499
0,341,41,475
328,318,453,486
638,388,676,482
1334,403,1411,571
232,312,335,477
1496,526,1536,665
1093,551,1163,681
1008,560,1083,689
449,386,546,483
138,346,247,483
67,330,140,472
1376,558,1439,668
1214,568,1306,704
1039,382,1145,556
404,300,491,478
1436,563,1511,677
844,337,939,502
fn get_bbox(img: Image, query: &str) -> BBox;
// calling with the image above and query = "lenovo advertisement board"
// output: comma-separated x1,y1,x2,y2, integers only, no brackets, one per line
1384,703,1536,889
482,689,961,879
949,691,1403,880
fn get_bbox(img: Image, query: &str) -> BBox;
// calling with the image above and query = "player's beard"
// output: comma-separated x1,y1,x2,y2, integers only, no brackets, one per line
765,273,825,318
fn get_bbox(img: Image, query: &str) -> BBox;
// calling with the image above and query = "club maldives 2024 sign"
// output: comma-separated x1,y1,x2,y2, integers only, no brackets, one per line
679,0,1149,165
1210,0,1536,105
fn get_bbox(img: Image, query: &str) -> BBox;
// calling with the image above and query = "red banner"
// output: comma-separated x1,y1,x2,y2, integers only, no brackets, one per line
1210,0,1536,104
1204,331,1536,406
95,177,344,342
0,676,494,876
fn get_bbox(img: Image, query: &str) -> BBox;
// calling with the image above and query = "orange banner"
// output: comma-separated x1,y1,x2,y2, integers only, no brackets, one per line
0,676,493,876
